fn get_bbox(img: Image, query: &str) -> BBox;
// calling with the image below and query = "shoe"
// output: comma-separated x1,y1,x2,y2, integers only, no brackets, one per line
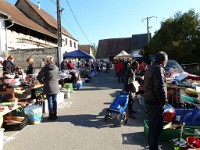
53,114,58,120
48,114,54,120
48,114,58,120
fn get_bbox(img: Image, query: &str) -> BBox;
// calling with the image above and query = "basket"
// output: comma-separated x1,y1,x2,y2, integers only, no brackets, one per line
144,120,181,141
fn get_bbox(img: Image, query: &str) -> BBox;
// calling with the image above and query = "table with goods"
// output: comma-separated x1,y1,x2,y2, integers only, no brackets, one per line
0,73,44,131
144,72,200,149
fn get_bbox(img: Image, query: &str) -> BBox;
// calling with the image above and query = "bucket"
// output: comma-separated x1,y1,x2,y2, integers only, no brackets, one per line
0,128,4,150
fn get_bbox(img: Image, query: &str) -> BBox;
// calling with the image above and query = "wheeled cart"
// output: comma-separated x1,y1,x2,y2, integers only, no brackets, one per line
104,92,129,126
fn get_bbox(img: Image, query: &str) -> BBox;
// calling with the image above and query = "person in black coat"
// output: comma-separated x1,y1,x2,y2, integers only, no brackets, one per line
37,56,60,120
60,57,68,71
25,57,35,75
144,51,168,150
2,55,16,76
124,60,139,119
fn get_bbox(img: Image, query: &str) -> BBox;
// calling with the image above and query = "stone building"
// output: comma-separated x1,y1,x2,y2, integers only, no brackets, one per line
0,0,77,65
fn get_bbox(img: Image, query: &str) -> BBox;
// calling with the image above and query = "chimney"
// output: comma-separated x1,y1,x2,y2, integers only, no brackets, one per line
38,2,40,10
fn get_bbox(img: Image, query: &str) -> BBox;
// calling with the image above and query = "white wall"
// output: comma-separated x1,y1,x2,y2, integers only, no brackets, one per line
60,34,78,61
6,30,57,50
0,16,6,55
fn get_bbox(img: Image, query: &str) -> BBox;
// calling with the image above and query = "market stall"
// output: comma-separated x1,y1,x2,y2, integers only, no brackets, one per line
144,70,200,149
113,50,132,60
63,49,95,86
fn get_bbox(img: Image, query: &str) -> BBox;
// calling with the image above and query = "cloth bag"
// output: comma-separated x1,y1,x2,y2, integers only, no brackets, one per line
129,81,140,93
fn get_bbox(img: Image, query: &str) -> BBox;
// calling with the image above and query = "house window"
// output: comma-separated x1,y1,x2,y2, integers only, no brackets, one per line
74,42,76,48
70,40,72,47
65,38,67,45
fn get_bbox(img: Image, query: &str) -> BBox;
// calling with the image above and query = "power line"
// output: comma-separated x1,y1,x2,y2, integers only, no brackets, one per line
61,14,78,38
65,0,91,43
49,0,56,5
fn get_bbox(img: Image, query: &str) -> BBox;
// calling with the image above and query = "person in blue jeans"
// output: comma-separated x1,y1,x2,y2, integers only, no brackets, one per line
144,51,168,150
37,56,60,120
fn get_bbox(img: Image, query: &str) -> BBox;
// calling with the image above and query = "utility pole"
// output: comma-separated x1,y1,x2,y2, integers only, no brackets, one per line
57,0,62,69
142,16,157,45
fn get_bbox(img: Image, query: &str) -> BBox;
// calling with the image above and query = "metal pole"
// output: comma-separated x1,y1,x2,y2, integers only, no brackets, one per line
57,0,62,69
147,17,150,44
142,16,157,45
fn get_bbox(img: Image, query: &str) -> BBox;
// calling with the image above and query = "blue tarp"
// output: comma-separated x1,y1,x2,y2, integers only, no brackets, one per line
63,49,94,59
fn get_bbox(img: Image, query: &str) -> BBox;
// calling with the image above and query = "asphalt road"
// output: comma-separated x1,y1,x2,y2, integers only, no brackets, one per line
2,69,172,150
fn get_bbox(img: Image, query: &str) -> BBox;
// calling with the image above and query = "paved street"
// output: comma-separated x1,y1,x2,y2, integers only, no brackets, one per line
3,69,172,150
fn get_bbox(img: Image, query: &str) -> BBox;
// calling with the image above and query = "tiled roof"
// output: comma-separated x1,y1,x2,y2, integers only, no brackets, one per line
78,45,91,54
24,0,76,40
0,0,57,39
96,38,132,59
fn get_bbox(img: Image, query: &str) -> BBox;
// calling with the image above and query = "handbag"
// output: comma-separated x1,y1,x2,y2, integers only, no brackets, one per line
129,81,140,93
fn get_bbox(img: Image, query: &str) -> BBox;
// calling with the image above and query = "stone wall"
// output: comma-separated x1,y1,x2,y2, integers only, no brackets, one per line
9,48,58,70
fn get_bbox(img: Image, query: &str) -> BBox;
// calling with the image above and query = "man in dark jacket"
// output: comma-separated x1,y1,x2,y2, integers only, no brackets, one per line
37,56,60,120
60,57,68,71
144,51,168,150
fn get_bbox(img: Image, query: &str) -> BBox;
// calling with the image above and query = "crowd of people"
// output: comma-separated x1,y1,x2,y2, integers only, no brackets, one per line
1,51,168,149
1,55,60,121
114,59,147,119
114,51,168,150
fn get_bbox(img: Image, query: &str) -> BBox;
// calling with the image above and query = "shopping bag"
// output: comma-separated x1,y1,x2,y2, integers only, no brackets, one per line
129,81,140,93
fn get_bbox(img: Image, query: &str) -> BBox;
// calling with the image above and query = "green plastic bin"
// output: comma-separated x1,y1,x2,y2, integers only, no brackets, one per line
63,83,73,93
182,126,200,140
144,120,181,141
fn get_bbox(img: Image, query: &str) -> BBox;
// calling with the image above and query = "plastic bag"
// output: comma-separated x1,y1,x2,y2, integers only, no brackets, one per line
163,104,175,113
24,105,43,123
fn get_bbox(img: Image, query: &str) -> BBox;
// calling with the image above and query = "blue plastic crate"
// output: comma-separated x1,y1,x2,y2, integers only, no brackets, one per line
175,108,200,126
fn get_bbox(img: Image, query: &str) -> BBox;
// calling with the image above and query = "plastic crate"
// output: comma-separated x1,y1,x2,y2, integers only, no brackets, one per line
182,126,200,140
144,120,181,141
63,83,73,93
175,108,200,126
4,118,28,131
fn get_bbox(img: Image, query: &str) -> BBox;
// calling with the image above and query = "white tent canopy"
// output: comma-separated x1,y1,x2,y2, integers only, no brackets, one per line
114,50,132,59
133,53,143,58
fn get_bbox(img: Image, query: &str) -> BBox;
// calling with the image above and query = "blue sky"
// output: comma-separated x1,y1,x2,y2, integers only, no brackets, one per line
6,0,200,46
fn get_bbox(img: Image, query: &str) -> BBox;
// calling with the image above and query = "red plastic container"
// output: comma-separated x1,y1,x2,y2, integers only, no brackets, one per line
163,111,175,122
186,136,200,148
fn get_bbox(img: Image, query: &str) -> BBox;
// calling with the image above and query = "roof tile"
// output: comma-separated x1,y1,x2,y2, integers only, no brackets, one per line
0,0,57,38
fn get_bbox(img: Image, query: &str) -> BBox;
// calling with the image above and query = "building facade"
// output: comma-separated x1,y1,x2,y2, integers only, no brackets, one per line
0,0,78,63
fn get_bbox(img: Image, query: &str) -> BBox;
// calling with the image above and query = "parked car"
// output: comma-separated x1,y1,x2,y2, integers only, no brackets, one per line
165,59,200,80
165,60,184,74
